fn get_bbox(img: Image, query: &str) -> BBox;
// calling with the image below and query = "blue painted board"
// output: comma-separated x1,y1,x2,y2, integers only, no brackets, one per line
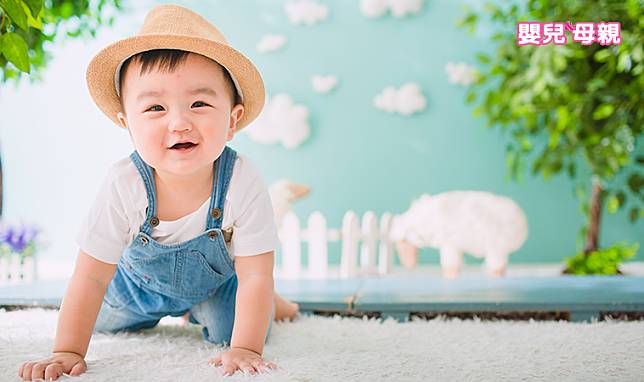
353,276,644,316
0,278,362,312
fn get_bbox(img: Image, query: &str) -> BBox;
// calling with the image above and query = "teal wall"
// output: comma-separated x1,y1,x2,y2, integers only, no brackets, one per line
181,0,642,265
0,0,640,268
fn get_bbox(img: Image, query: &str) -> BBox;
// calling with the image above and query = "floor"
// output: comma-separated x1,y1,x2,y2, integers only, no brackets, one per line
2,263,644,323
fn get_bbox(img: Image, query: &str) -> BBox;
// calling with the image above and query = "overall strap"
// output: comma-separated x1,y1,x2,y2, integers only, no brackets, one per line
206,146,237,230
129,151,158,235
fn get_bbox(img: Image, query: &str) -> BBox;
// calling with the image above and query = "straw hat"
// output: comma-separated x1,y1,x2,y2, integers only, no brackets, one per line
86,4,265,131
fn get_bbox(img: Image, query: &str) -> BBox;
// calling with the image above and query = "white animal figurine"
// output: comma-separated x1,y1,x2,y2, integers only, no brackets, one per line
268,179,310,227
390,191,528,278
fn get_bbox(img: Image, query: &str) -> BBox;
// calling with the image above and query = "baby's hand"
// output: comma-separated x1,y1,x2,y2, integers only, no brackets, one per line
18,351,86,381
209,347,277,376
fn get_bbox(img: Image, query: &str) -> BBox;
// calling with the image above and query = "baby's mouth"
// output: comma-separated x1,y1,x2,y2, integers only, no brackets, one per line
169,142,197,150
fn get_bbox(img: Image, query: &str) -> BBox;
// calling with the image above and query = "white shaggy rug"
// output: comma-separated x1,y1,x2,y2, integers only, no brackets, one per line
2,309,643,381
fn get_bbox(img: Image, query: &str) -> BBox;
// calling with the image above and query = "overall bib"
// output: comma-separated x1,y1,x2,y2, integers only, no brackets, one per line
94,146,273,345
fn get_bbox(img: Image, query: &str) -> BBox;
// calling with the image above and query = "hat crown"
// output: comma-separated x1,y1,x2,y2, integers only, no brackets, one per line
138,4,228,45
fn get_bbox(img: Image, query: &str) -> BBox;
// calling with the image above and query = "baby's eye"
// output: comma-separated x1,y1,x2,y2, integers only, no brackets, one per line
192,101,210,108
146,105,164,112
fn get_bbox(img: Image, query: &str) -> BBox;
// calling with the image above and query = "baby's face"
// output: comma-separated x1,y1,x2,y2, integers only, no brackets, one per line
117,53,243,178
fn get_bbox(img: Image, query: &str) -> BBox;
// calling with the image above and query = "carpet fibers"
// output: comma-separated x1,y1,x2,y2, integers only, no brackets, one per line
2,309,643,381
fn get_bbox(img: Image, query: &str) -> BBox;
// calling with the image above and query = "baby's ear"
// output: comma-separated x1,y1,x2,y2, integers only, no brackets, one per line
227,104,245,140
116,112,128,130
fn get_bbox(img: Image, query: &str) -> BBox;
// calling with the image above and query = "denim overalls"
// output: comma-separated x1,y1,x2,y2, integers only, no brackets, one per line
94,146,273,345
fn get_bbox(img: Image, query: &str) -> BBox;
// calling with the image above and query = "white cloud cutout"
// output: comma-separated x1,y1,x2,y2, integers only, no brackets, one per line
373,83,426,116
256,34,287,53
445,62,478,86
284,0,329,26
360,0,423,18
311,75,338,93
244,94,311,149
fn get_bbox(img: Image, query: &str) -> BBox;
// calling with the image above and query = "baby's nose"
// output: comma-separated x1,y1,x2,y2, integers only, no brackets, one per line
168,115,193,132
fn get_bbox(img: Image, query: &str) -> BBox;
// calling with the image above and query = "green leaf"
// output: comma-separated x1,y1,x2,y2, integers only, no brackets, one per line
0,32,30,72
606,195,619,214
0,0,29,30
548,131,561,149
520,137,531,151
556,106,569,131
59,2,73,18
22,0,42,18
465,91,476,104
617,52,632,72
567,162,576,178
627,208,638,222
476,53,491,64
616,191,626,207
592,104,615,120
627,173,643,194
22,0,42,30
593,49,612,63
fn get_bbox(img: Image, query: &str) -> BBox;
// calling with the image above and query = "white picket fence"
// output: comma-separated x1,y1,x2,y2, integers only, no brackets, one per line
277,210,396,279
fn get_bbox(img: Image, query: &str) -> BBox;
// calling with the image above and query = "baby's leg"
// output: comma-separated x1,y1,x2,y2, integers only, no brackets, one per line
94,285,160,333
274,292,299,321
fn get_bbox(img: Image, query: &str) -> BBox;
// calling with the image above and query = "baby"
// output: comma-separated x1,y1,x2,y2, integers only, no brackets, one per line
18,4,298,380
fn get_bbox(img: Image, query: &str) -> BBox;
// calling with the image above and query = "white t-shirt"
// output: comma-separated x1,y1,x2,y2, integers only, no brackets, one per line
76,153,279,265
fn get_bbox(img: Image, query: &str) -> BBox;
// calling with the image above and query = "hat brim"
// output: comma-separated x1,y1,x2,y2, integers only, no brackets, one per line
86,34,265,131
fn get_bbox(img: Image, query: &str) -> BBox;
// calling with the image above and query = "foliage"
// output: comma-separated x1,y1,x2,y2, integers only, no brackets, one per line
0,0,122,84
564,241,639,274
457,0,643,224
458,0,643,273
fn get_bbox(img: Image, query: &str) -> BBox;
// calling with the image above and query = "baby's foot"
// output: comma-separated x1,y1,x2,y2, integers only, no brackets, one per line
274,293,300,322
277,301,300,322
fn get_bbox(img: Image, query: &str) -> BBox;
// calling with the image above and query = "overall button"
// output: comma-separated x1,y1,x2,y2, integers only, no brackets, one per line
140,236,149,245
210,208,221,219
208,231,219,239
149,217,159,227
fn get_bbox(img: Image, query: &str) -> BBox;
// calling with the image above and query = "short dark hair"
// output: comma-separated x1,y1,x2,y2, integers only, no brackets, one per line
118,49,240,106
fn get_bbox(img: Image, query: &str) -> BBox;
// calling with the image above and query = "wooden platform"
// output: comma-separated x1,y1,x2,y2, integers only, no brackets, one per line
1,275,643,322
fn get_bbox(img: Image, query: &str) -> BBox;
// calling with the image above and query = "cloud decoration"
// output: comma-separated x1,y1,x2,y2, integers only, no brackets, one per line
256,34,287,53
243,94,311,149
311,75,338,93
284,0,329,26
360,0,423,18
373,83,427,116
445,62,478,86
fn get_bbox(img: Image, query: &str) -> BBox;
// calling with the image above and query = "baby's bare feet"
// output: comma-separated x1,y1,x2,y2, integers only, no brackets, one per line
274,293,300,322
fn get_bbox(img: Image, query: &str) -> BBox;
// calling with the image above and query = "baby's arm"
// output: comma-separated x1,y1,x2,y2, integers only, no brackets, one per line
210,251,276,376
18,250,116,381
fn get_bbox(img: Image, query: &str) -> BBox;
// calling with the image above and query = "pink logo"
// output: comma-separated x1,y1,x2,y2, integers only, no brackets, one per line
516,21,621,46
597,22,621,45
543,22,567,45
